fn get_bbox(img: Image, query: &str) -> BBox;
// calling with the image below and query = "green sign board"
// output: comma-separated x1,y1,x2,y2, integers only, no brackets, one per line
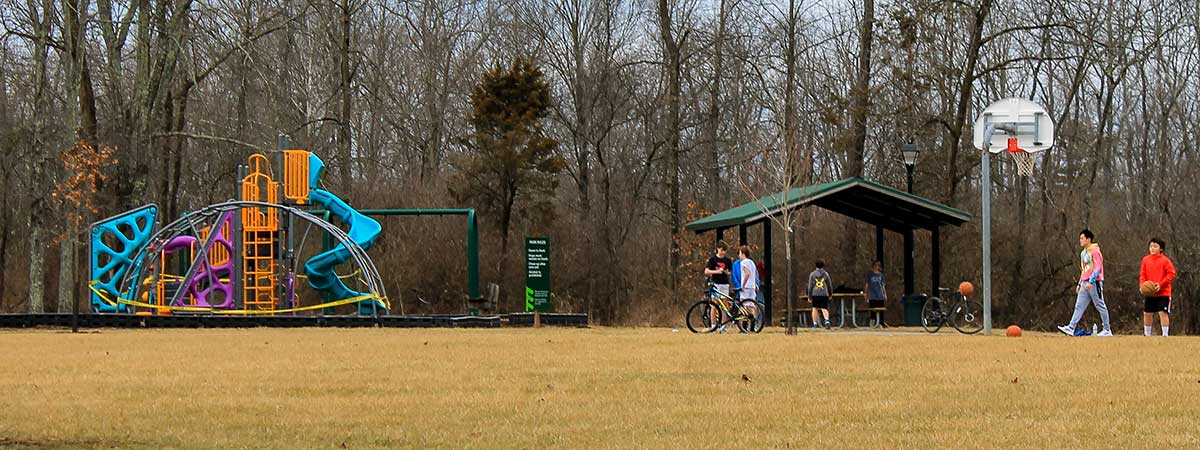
525,237,551,312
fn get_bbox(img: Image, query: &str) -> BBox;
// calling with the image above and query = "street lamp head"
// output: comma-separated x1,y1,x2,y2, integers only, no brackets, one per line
901,142,919,167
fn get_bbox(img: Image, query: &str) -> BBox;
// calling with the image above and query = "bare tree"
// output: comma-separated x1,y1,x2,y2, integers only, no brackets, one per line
655,0,695,303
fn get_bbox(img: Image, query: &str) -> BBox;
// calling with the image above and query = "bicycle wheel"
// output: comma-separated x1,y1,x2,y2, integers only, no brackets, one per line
734,301,765,333
686,300,720,333
749,301,766,333
921,296,944,333
951,297,985,334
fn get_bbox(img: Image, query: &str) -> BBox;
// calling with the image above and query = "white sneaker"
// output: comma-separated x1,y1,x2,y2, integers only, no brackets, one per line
1095,329,1113,337
1057,325,1074,336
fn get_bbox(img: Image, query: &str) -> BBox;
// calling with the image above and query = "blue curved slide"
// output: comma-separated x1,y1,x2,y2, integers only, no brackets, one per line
302,154,386,314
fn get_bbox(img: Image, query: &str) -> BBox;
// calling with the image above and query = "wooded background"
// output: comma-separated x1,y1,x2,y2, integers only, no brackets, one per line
1,0,1197,332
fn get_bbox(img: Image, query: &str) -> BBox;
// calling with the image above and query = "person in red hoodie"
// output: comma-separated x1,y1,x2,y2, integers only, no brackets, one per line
1139,237,1176,336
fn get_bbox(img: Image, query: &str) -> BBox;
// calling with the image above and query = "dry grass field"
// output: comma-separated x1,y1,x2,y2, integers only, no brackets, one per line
1,326,1198,449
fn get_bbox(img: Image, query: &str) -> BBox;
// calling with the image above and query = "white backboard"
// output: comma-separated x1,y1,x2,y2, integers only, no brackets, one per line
972,98,1055,153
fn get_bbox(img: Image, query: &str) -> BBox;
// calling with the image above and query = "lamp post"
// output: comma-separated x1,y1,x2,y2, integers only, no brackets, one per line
901,142,919,193
899,141,921,297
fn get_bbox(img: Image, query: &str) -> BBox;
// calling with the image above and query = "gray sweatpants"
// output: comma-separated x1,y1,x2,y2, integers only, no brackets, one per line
1068,281,1111,331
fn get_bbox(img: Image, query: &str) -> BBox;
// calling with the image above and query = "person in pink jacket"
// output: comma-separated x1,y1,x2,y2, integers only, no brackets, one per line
1058,229,1112,336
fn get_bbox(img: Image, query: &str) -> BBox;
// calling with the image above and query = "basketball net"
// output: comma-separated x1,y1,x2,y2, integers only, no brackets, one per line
1006,137,1037,177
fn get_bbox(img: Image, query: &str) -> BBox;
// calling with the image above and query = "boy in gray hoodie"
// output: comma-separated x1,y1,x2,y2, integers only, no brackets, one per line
808,259,833,329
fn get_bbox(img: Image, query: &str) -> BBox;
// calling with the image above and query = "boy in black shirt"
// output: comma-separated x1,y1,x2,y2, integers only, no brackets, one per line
703,241,733,332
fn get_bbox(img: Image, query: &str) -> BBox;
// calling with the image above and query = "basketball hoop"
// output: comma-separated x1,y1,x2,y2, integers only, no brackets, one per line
1006,137,1037,177
973,97,1056,335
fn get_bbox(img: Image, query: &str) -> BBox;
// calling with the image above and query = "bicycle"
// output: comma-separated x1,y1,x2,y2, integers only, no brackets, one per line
685,282,764,334
920,287,984,334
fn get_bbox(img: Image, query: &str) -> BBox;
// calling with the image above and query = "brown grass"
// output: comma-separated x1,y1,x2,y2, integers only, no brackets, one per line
1,327,1198,449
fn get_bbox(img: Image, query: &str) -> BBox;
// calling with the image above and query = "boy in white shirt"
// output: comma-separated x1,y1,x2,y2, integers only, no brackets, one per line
738,245,760,332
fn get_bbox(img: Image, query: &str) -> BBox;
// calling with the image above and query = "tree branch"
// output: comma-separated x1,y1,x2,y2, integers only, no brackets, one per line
979,23,1076,48
153,132,262,151
972,54,1078,80
180,9,296,94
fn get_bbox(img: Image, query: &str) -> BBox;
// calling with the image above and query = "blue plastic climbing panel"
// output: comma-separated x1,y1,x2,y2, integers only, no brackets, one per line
89,204,158,312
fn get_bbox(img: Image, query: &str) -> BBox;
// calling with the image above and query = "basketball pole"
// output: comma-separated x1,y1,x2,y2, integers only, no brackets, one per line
981,123,1017,336
982,123,994,336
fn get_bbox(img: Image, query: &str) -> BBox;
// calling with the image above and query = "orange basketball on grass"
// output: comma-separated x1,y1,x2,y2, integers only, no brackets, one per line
959,281,975,297
1006,325,1022,337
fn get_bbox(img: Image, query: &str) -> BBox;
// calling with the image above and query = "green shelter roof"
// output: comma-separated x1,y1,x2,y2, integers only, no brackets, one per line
685,178,971,233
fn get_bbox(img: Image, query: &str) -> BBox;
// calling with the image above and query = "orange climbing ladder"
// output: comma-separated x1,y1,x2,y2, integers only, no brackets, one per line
241,154,280,311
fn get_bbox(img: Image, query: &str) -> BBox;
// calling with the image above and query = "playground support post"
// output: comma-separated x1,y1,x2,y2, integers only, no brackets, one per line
233,164,246,309
467,210,478,300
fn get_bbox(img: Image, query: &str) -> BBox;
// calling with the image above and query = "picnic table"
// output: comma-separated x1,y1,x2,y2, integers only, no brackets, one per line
781,292,887,329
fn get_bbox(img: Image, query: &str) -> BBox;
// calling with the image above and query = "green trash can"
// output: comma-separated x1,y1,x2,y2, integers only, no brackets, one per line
902,294,928,326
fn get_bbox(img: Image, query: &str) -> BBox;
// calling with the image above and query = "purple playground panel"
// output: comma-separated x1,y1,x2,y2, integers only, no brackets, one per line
162,211,236,308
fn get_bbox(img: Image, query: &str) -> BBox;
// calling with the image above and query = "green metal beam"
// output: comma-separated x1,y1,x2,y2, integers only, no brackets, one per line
305,208,481,300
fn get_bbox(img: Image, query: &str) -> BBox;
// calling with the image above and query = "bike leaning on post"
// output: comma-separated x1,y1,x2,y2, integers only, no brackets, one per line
685,282,764,334
920,287,984,334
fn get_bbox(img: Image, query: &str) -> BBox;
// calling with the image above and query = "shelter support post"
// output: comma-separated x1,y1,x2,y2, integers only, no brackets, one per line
932,226,941,293
904,228,915,296
763,220,772,321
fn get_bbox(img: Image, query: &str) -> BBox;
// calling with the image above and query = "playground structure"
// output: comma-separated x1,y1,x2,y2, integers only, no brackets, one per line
0,145,594,328
87,150,391,316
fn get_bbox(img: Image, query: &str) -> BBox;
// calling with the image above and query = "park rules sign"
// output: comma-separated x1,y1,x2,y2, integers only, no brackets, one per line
525,237,551,312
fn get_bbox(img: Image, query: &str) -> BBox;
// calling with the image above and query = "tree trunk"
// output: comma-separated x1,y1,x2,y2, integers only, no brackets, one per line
945,0,993,202
839,0,875,272
1009,175,1028,318
128,0,175,207
0,44,7,125
96,0,135,131
0,171,11,309
28,228,46,313
64,0,98,142
846,0,874,178
1084,73,1122,224
706,0,728,207
58,227,77,312
785,226,795,335
168,91,188,220
780,0,805,336
27,0,55,313
498,182,517,312
783,0,799,185
656,0,683,304
57,0,94,313
235,50,249,143
159,89,175,217
338,0,354,194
